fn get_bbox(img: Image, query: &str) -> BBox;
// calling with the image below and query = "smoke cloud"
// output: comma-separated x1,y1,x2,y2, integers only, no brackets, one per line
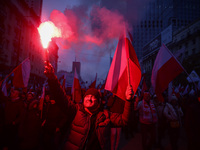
46,0,152,81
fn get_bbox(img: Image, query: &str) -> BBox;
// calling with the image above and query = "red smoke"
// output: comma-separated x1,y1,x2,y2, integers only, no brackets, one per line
49,5,130,51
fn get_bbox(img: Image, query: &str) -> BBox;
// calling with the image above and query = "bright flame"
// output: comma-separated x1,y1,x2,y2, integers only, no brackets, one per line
38,21,61,48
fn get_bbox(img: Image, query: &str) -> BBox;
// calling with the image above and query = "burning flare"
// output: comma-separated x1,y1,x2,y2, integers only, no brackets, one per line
38,21,61,48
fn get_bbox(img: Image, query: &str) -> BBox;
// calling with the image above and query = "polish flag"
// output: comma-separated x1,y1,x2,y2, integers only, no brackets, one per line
13,58,31,88
89,73,97,89
151,44,184,102
72,68,82,103
105,30,141,100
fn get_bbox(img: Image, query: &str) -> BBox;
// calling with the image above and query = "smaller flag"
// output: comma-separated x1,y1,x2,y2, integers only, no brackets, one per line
72,68,82,103
12,58,31,88
89,73,97,89
151,44,184,102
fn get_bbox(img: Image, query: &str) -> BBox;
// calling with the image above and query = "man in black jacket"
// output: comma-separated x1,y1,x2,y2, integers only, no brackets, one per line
44,62,134,150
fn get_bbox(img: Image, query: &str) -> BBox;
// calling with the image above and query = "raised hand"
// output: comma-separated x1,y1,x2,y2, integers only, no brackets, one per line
44,61,55,79
125,85,134,101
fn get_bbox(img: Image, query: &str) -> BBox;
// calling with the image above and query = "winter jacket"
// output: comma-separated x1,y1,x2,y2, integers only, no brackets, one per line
48,76,132,150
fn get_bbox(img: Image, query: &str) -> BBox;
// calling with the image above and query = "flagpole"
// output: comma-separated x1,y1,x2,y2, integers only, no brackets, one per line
127,58,131,86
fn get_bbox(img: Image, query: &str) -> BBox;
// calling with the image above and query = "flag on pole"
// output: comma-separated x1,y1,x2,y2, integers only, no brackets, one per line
72,68,82,103
89,73,97,89
105,30,141,100
151,44,184,102
12,58,31,88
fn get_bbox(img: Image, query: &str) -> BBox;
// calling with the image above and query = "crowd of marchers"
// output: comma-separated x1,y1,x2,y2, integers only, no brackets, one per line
0,63,200,150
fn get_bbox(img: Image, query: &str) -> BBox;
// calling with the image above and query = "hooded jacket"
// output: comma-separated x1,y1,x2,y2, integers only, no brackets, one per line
48,75,132,150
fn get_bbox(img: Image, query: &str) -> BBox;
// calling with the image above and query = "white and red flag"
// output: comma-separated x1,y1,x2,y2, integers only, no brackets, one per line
12,58,31,88
72,68,82,103
105,30,141,100
89,73,97,89
151,44,184,102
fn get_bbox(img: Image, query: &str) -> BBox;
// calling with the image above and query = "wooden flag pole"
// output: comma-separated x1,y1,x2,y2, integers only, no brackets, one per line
127,58,131,86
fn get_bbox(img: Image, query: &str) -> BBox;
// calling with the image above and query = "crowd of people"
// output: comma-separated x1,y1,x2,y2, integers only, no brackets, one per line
0,62,200,150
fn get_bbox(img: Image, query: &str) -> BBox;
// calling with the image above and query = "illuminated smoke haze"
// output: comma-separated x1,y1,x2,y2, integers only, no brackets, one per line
42,0,152,82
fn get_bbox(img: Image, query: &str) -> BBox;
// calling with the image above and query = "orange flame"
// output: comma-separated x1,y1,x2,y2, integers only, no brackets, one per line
38,21,61,48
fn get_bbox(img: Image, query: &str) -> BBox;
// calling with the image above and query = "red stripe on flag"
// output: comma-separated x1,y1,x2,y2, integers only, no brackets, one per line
105,30,141,100
151,44,184,102
155,57,184,93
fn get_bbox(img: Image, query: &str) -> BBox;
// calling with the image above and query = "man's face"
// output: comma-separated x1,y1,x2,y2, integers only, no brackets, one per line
83,94,99,109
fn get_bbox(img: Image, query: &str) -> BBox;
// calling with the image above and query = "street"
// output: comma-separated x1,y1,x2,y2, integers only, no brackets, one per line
118,127,188,150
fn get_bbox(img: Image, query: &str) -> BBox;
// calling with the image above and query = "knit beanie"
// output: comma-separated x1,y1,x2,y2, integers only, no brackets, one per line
84,88,101,102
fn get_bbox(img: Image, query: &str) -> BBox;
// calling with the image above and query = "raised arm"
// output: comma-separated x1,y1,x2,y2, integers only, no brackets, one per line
110,85,134,127
44,61,77,116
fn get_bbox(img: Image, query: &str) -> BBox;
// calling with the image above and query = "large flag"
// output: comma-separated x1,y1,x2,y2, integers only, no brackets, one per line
151,44,184,102
105,30,141,100
89,73,97,88
72,68,82,103
12,58,31,88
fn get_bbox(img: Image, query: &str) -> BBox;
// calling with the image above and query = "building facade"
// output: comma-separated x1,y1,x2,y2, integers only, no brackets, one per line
0,0,58,86
133,0,200,60
142,18,200,86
